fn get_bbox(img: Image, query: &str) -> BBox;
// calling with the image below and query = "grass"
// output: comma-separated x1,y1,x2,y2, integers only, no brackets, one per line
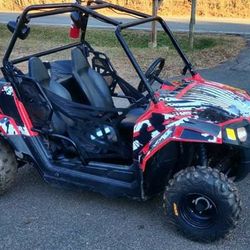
0,24,246,83
0,24,242,55
0,24,221,50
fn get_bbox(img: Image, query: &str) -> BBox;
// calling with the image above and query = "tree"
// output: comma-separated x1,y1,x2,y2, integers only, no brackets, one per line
189,0,197,50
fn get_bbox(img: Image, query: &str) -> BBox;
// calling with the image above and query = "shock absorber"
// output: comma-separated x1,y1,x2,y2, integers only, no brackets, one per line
199,144,207,166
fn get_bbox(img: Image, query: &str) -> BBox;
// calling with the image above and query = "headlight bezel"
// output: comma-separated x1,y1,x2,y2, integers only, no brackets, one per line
223,120,250,146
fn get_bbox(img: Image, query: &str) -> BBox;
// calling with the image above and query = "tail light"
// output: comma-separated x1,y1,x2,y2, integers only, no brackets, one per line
69,23,80,39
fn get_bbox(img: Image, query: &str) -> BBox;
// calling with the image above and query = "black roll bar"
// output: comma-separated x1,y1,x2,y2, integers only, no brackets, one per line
115,26,157,103
119,16,196,76
2,0,196,103
11,42,82,65
2,2,120,65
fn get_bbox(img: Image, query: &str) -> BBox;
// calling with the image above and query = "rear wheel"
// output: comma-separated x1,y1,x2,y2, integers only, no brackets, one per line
0,140,17,195
163,166,241,242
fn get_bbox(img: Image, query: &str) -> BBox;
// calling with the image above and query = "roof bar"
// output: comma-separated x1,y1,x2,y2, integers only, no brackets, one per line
27,7,74,19
88,0,150,18
25,3,120,26
11,42,82,65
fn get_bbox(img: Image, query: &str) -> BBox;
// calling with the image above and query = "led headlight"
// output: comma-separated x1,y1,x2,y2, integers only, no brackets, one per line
236,127,247,142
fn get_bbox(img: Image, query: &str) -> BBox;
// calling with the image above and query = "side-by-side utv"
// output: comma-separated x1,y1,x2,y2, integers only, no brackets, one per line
0,0,248,242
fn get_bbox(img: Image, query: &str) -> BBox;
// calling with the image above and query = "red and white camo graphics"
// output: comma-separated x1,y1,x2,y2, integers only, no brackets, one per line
0,83,37,136
133,74,250,171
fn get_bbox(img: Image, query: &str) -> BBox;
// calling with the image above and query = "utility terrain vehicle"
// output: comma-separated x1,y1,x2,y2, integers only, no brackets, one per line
0,0,248,242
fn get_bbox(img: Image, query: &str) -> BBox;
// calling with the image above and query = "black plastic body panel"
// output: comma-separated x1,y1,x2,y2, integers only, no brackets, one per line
236,148,250,181
24,136,142,198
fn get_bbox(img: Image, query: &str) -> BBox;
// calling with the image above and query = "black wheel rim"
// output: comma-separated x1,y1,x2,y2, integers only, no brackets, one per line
179,193,218,229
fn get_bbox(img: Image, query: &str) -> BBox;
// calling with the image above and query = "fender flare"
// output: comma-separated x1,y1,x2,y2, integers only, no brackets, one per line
137,120,222,171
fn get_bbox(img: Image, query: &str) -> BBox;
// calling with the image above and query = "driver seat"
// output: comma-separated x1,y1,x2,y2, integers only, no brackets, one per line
71,47,114,109
71,48,144,130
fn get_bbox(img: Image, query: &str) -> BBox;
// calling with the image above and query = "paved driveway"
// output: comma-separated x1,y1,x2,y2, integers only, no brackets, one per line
0,13,250,34
0,39,250,250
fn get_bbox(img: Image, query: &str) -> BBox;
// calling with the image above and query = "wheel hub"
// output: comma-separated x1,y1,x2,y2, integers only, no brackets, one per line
193,196,212,213
179,193,218,229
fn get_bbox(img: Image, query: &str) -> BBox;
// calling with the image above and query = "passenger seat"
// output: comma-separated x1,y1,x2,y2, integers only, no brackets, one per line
29,57,72,101
28,57,73,133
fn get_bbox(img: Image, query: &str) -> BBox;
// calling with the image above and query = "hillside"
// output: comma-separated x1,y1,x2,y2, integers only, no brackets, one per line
0,0,249,18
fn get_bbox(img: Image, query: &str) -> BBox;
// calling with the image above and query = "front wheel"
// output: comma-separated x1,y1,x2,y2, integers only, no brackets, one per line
163,166,241,242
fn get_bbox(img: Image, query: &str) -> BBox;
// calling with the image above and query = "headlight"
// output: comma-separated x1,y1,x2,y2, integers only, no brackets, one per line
237,127,247,142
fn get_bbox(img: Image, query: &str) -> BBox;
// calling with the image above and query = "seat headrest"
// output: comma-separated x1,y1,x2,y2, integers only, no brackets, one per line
28,57,50,86
71,47,90,72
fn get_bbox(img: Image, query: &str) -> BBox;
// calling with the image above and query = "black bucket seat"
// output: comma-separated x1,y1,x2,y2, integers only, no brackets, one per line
71,48,144,130
28,57,73,133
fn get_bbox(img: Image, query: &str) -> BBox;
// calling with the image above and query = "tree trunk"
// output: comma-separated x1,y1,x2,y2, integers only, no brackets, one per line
189,0,197,50
150,0,159,48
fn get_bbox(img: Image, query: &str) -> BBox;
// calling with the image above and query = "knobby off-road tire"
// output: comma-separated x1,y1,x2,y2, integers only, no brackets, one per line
0,140,17,195
163,166,241,242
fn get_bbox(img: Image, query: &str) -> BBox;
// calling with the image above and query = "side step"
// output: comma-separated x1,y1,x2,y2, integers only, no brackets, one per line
25,136,142,198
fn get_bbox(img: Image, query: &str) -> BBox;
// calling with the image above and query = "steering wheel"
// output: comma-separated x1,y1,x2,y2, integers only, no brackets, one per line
138,57,165,92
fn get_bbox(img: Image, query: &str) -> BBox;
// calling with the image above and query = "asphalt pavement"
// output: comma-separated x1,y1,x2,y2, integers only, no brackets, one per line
0,163,249,250
0,12,250,34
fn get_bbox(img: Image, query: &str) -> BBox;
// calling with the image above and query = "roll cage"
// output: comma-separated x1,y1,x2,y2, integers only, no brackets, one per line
2,0,196,103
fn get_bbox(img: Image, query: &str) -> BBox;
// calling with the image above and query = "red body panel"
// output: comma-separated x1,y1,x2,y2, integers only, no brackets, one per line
0,83,37,137
133,74,250,171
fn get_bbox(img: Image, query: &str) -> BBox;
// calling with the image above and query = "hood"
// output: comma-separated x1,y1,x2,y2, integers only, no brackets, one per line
159,80,250,123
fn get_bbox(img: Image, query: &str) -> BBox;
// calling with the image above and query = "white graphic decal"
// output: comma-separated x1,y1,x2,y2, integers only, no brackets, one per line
0,118,18,135
2,85,14,96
